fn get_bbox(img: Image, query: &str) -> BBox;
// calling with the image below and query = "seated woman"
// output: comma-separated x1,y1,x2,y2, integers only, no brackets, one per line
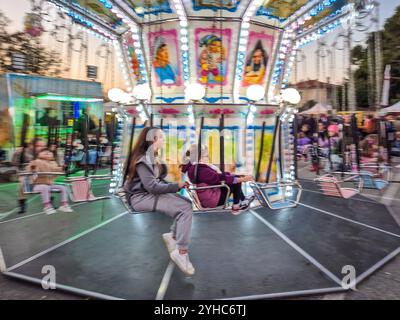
124,127,195,276
27,149,73,215
181,144,254,215
360,134,379,163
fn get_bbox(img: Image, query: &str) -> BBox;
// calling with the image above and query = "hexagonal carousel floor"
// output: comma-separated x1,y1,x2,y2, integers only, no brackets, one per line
1,181,399,300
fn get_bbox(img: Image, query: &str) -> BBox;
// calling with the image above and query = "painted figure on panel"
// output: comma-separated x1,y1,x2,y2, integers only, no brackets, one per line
243,40,269,86
199,35,226,84
153,37,176,85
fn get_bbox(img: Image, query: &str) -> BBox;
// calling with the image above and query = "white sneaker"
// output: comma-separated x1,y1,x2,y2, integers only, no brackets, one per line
170,249,195,276
58,205,74,213
44,206,56,215
162,233,176,254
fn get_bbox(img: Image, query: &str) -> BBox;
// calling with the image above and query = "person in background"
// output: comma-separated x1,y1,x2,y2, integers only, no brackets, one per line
297,132,312,161
394,116,400,132
361,114,376,138
27,149,73,215
12,138,46,167
390,132,400,158
360,134,379,160
12,138,46,214
325,124,341,172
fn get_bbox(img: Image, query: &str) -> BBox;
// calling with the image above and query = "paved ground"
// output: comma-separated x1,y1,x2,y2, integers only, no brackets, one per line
0,161,399,300
295,157,400,300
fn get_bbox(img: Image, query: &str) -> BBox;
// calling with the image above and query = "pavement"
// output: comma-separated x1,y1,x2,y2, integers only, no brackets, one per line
295,157,400,300
0,161,399,300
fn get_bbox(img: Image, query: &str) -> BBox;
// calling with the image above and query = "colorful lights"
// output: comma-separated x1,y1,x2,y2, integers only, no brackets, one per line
109,5,148,88
171,0,190,91
233,0,263,103
34,94,103,102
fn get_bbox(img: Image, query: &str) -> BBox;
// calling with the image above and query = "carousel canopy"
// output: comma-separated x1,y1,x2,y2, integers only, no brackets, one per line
46,0,373,106
300,102,332,114
381,101,400,114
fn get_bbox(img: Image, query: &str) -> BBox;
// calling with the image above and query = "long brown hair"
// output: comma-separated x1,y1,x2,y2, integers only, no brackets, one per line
125,127,162,183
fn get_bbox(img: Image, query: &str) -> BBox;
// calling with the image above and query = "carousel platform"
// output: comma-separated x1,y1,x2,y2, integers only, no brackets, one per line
1,183,400,300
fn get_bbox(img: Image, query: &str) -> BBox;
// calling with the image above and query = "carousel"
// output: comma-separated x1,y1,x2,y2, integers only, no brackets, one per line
1,0,399,300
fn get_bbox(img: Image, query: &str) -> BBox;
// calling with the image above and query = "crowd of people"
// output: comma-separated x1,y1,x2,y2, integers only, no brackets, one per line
296,113,400,173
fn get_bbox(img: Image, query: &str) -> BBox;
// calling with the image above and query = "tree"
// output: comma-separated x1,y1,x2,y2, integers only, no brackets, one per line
352,44,370,108
352,6,400,108
381,5,400,105
0,10,61,76
301,100,317,111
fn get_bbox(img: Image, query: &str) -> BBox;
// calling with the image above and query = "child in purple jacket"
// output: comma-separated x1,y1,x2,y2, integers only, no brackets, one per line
297,132,312,161
181,144,254,215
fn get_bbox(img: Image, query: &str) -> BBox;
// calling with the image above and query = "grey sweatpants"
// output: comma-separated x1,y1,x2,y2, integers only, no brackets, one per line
129,193,193,250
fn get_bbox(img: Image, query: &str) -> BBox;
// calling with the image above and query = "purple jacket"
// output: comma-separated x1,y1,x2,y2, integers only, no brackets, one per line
297,137,312,146
181,163,235,208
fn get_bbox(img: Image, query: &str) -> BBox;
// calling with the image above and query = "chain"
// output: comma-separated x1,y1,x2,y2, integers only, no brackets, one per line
373,5,382,108
146,0,153,104
66,23,73,76
103,45,110,86
330,48,338,109
367,35,374,108
111,46,115,88
316,40,321,103
159,9,163,102
204,6,219,98
219,0,223,105
84,31,88,79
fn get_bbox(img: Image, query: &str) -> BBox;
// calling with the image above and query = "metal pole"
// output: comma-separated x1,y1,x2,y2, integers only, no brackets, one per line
94,119,102,175
255,121,266,182
123,117,136,185
266,116,279,183
83,113,89,177
150,113,154,127
219,113,225,173
194,117,205,184
110,112,116,174
293,115,299,179
351,114,361,171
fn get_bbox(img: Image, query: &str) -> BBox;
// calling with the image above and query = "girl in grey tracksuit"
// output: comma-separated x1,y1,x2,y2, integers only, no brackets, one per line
124,127,195,275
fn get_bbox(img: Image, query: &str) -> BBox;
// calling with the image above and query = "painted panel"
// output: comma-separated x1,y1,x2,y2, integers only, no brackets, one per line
195,27,232,87
71,0,123,30
148,29,182,87
242,31,275,87
192,0,241,12
302,0,348,30
256,0,307,22
125,0,173,17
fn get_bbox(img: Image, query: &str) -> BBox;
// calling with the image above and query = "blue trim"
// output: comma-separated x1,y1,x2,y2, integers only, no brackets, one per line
155,96,185,103
162,125,191,130
247,125,275,130
132,2,173,17
192,0,241,12
256,6,291,22
203,96,230,104
202,125,240,130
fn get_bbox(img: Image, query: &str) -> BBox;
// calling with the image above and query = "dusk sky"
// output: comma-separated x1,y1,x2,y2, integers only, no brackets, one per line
0,0,399,91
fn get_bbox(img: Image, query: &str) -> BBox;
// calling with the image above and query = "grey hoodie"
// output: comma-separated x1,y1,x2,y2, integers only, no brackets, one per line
124,153,180,195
